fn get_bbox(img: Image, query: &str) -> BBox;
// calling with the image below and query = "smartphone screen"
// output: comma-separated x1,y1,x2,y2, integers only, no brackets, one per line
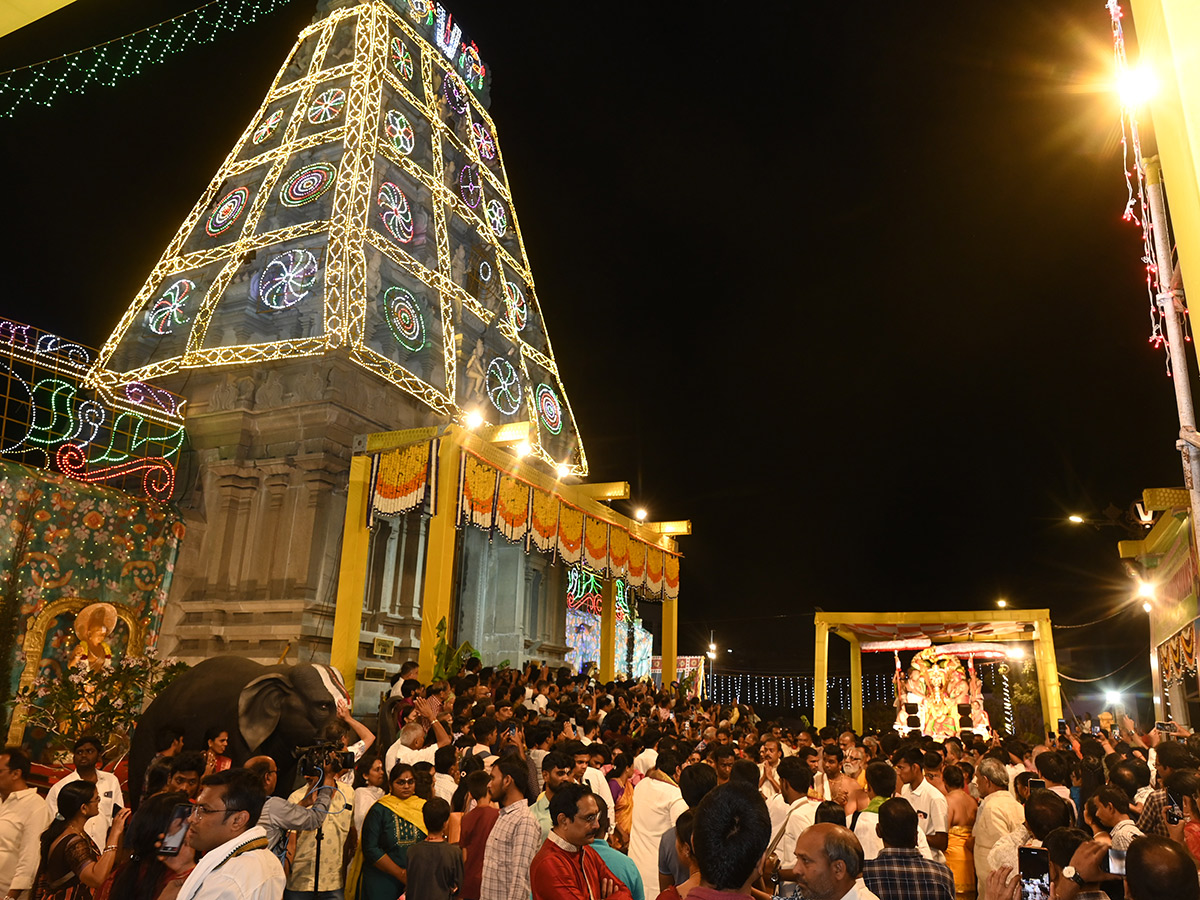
1107,848,1127,877
1019,846,1051,900
1057,718,1067,735
1092,725,1101,734
158,804,193,857
1028,778,1046,793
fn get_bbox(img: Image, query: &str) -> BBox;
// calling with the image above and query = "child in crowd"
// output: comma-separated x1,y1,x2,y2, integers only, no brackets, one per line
405,797,464,900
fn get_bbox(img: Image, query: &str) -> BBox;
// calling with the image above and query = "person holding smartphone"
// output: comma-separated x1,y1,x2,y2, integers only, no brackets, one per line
96,792,196,900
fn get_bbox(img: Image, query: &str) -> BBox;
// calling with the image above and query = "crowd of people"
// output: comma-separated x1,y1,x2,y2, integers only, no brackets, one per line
2,658,1200,900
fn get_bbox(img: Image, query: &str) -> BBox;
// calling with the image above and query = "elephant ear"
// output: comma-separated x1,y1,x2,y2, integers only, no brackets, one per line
238,673,293,751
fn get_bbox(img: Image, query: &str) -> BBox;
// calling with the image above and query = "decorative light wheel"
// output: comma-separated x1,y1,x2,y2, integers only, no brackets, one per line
307,88,346,124
377,181,414,243
471,122,496,160
146,279,194,335
385,110,415,155
443,73,469,115
536,383,562,434
279,163,336,207
458,164,481,208
252,109,284,144
206,187,248,236
390,37,414,79
477,260,492,283
486,358,523,415
384,286,425,351
503,281,527,331
256,249,319,309
486,199,507,237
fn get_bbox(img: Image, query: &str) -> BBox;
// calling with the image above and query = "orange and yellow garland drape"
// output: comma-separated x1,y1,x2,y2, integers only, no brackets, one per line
455,449,680,600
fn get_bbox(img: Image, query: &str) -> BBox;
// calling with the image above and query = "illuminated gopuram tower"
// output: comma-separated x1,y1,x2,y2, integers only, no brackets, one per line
92,0,586,668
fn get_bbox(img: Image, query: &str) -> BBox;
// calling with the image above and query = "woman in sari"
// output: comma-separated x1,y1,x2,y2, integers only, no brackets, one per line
34,781,129,900
349,762,427,900
608,754,635,851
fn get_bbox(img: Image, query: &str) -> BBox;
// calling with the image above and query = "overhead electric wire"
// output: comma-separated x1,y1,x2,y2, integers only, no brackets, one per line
1057,651,1145,683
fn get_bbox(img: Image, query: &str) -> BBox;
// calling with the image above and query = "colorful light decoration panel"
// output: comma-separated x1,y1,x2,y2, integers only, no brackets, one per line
0,317,185,499
93,1,587,476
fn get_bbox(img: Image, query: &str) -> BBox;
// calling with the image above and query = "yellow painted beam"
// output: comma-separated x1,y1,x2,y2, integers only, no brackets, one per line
661,594,678,692
816,609,1047,627
0,0,79,39
418,436,461,680
576,482,631,501
647,520,693,536
814,621,830,728
366,426,439,452
478,420,531,445
331,454,373,698
1144,487,1190,510
600,578,617,682
849,636,863,735
1129,0,1200,305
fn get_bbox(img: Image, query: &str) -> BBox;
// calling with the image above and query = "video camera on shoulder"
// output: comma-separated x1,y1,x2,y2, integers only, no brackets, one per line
293,740,356,778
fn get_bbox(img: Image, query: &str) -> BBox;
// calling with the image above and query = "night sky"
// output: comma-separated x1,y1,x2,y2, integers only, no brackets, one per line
0,0,1179,695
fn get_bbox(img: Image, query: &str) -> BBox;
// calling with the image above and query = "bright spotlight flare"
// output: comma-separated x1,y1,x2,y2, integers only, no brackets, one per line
1117,64,1158,109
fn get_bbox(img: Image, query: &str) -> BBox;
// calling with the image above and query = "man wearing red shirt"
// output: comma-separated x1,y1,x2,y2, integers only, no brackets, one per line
530,783,633,900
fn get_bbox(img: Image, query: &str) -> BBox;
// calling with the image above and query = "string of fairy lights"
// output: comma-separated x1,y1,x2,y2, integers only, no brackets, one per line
0,0,295,119
709,674,895,709
1106,0,1193,369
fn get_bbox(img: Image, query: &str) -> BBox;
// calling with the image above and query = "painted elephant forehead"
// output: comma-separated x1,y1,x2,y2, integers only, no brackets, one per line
315,663,349,704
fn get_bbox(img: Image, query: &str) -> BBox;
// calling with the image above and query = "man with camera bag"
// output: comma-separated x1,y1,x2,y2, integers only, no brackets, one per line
246,751,341,863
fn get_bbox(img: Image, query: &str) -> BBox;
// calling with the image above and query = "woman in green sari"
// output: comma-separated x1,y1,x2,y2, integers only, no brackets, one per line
351,762,427,900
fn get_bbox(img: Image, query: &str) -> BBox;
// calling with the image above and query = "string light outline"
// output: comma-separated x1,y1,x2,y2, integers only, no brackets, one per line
91,1,588,475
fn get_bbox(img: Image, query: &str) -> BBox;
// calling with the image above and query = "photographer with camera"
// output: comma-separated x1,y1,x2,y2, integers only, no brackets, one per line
245,747,343,864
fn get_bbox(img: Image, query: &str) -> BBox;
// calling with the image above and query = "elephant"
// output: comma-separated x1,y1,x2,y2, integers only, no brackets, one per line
129,657,349,804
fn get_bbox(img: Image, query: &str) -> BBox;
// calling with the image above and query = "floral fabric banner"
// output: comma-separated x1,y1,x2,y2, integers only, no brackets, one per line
627,539,646,589
495,475,532,543
584,517,609,574
557,505,584,565
369,441,437,525
459,454,499,530
453,449,681,596
664,554,680,601
608,528,629,576
645,546,664,596
1159,621,1197,687
1,459,185,700
530,487,559,553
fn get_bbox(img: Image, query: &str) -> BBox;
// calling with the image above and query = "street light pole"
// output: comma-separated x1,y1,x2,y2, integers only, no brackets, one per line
1144,157,1200,558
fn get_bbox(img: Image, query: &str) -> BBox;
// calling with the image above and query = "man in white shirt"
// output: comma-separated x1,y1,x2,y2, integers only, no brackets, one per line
791,822,882,900
566,741,615,831
759,737,783,801
628,749,687,892
433,746,459,803
895,747,948,863
44,736,123,852
383,698,452,772
0,747,51,900
973,758,1025,900
177,769,285,900
762,757,820,892
633,732,661,777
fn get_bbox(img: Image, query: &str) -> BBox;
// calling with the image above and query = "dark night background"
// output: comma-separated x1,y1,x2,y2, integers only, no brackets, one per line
0,1,1180,702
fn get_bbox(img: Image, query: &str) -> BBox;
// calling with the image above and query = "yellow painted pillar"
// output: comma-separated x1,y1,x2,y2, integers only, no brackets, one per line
1034,615,1063,731
600,578,617,682
849,635,863,735
814,621,830,728
661,593,678,690
331,454,373,698
418,435,462,680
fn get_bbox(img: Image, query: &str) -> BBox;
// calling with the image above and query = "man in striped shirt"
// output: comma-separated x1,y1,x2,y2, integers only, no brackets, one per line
480,757,542,900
